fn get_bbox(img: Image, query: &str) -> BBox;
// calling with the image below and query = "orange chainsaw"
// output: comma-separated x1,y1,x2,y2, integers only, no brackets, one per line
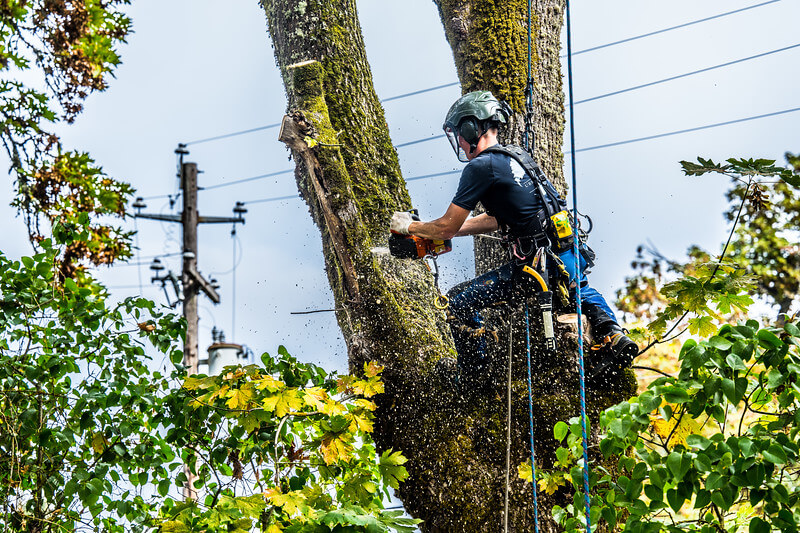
389,210,453,259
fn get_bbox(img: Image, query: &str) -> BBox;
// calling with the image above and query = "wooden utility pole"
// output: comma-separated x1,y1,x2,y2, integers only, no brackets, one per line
133,145,246,498
181,161,201,375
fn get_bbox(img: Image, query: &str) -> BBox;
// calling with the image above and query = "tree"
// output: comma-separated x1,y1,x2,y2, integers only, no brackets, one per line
1,0,134,277
258,1,634,530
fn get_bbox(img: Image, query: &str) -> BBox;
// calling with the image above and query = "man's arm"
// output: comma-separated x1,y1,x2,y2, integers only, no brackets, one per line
405,204,498,240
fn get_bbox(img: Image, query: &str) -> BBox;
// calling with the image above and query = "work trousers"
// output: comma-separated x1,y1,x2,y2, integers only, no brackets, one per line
446,248,618,380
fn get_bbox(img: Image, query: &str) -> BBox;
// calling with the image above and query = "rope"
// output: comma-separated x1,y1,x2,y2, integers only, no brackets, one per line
503,321,514,533
524,301,540,533
565,1,592,531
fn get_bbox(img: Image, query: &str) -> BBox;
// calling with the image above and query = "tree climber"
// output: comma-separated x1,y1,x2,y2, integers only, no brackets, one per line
389,90,638,386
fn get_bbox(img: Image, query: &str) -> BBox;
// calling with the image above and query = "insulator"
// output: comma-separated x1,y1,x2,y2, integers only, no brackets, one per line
132,197,147,210
233,201,248,215
149,258,164,272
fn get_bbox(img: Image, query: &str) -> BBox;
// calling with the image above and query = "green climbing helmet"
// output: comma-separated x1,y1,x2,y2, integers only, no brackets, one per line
443,90,510,162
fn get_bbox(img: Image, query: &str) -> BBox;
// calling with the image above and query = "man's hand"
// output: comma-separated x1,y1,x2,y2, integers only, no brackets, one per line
390,211,414,234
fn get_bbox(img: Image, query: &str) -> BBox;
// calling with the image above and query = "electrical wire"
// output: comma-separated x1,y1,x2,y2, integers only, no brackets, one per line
237,102,797,205
566,105,800,155
167,1,784,152
183,123,282,146
565,0,781,57
574,42,800,105
381,81,460,103
202,169,294,191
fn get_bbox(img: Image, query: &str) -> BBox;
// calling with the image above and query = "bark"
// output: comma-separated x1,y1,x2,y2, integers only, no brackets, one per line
260,1,636,531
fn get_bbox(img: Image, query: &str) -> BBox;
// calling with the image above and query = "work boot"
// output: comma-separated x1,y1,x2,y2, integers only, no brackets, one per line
586,324,639,383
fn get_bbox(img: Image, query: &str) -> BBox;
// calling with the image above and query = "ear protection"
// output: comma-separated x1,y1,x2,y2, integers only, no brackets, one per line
457,117,482,146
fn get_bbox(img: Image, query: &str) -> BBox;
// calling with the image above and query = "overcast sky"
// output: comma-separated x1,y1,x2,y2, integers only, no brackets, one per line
1,0,798,374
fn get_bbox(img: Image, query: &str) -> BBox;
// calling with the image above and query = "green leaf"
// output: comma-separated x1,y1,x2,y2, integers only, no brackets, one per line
757,329,783,348
750,517,770,533
708,336,733,351
763,444,788,464
662,386,690,404
688,316,717,338
554,421,569,441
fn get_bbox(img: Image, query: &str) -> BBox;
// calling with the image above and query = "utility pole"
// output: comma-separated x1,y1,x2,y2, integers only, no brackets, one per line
133,144,246,498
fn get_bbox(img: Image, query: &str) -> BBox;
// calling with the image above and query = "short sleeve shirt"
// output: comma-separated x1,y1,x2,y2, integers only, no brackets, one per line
451,148,556,237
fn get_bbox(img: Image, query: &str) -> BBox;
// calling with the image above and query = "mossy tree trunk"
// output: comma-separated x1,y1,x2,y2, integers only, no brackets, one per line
260,1,635,531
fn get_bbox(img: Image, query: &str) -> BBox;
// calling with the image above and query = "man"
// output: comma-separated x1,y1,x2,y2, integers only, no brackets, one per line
389,90,638,385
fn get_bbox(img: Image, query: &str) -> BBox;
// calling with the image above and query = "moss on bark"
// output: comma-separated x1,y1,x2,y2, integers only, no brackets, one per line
260,1,636,531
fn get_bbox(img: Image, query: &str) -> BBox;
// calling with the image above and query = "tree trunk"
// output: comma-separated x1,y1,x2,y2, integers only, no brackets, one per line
260,1,635,531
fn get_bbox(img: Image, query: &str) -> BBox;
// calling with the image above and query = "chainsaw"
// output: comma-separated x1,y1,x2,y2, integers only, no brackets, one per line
389,210,452,259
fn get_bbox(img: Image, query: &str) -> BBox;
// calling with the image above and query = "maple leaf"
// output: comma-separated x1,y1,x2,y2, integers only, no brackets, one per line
378,449,408,488
275,389,304,417
688,316,717,338
266,489,306,515
302,386,328,411
254,375,284,393
348,412,374,433
363,361,384,378
538,472,566,495
320,433,354,465
518,461,532,482
226,384,254,410
261,393,280,413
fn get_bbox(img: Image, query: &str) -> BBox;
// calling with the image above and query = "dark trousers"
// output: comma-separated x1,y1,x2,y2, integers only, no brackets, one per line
446,249,618,377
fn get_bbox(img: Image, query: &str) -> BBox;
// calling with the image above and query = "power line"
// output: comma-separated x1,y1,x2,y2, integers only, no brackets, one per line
170,3,782,150
184,123,282,146
575,42,800,105
202,169,294,191
381,81,460,103
568,105,800,155
218,104,800,203
568,0,781,57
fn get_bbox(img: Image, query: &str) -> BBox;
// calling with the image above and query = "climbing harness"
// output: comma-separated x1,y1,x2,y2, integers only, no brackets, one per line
565,0,593,530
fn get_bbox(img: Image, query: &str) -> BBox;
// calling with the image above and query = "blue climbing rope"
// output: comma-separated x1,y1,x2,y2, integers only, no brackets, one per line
524,302,540,533
565,0,593,531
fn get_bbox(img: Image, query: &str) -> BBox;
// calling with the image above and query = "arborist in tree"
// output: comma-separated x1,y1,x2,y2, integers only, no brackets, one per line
389,90,639,386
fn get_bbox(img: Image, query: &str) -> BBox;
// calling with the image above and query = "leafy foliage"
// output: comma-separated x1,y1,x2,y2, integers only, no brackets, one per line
542,319,800,532
2,0,135,271
616,154,800,341
161,355,419,532
0,236,183,532
0,239,418,532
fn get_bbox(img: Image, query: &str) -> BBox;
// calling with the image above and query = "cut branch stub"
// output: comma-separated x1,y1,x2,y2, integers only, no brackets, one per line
279,112,361,302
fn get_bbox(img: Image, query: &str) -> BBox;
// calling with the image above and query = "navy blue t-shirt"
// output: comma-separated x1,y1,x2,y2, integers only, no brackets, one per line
451,147,561,238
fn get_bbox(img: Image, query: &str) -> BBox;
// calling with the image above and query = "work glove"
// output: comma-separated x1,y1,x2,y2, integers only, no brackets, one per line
390,211,414,234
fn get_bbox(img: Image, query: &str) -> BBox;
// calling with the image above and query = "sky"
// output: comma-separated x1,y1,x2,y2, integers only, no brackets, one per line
1,0,798,375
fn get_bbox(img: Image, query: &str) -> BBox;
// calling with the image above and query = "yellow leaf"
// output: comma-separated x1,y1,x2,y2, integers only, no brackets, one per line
321,398,346,416
275,389,304,417
266,525,282,533
303,387,328,410
353,398,376,411
267,490,306,515
349,412,374,433
651,411,700,448
91,432,108,454
254,375,284,393
518,461,532,482
320,433,354,465
538,473,566,495
361,378,384,398
226,385,254,410
363,361,384,378
262,393,280,413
